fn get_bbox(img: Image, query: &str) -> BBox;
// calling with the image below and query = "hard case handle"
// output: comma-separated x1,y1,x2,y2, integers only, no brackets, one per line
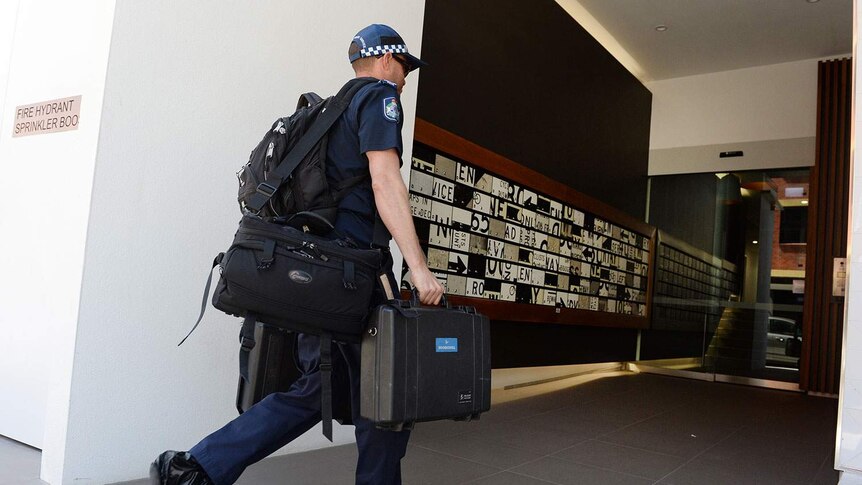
409,287,449,309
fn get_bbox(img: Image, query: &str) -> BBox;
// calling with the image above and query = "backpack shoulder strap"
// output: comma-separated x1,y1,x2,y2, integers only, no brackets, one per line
244,78,378,214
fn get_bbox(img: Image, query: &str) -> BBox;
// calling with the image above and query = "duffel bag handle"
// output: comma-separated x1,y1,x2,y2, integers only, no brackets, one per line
285,211,335,231
409,287,449,309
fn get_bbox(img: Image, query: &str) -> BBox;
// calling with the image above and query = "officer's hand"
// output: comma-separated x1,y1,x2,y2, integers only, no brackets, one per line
412,268,445,306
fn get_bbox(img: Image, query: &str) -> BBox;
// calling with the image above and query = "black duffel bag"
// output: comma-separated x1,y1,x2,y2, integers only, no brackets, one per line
212,214,383,342
181,214,387,440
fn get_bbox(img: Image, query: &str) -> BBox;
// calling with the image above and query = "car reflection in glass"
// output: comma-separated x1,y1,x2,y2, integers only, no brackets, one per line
767,316,802,368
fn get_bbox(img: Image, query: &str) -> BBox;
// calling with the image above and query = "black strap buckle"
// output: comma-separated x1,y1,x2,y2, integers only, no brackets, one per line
255,182,278,198
319,362,333,372
240,336,256,351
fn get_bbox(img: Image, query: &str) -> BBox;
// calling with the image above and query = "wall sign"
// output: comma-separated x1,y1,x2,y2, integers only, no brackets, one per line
13,95,82,137
403,142,651,317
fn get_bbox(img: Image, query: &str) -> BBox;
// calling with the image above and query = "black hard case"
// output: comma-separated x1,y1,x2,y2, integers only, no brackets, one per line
360,300,491,429
236,321,302,414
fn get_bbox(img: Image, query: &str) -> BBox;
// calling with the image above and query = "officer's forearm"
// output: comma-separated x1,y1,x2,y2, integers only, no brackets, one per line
368,153,428,272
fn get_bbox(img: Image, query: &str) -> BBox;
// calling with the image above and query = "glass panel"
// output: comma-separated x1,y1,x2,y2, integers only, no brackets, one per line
639,168,808,385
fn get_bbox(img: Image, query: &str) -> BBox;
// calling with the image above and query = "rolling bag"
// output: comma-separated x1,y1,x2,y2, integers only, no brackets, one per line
235,320,302,414
360,295,491,430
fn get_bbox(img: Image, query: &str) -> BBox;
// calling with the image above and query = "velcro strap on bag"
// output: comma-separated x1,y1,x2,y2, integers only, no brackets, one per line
238,314,257,382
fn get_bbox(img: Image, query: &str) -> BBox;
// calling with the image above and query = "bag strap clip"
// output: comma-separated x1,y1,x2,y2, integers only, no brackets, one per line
343,260,357,290
257,239,276,269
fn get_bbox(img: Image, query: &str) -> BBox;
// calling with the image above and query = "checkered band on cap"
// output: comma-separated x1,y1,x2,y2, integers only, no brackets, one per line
359,44,409,58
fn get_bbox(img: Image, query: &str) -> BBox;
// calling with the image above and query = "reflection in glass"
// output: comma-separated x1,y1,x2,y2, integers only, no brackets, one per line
639,169,808,385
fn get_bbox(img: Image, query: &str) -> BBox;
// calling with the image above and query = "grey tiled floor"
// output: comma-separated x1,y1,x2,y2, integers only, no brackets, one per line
5,372,839,484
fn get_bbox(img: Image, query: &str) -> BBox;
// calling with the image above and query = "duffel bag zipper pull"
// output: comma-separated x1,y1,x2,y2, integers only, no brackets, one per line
301,242,328,262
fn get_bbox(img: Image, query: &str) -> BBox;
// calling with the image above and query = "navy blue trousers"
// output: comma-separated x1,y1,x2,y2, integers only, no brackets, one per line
189,333,411,485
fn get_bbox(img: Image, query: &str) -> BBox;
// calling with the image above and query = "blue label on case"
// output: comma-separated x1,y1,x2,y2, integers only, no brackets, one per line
436,338,458,352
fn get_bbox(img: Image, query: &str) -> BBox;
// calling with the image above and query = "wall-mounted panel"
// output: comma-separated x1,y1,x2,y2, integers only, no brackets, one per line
404,120,656,329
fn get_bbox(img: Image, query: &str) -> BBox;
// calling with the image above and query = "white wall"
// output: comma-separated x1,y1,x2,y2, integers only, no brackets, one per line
0,0,21,136
837,2,862,482
54,1,425,483
0,0,115,464
646,59,828,175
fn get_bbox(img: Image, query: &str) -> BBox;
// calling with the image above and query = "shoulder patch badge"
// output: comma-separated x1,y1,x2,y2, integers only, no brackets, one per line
383,97,400,122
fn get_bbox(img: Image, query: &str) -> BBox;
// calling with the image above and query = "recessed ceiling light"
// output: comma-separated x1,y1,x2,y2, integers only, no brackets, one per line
753,240,759,245
655,25,668,32
807,0,820,3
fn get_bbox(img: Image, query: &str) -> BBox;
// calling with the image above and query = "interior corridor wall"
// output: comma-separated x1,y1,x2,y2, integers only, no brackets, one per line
0,0,116,460
58,1,425,483
646,59,825,175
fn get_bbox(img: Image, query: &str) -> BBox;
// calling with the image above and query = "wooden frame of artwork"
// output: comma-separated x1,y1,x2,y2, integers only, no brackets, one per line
399,119,657,330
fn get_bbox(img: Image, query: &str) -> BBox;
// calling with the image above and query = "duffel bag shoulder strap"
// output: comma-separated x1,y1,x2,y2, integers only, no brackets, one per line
178,253,224,346
244,77,377,214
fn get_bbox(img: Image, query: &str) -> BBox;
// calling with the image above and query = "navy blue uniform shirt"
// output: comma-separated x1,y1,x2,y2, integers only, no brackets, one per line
326,79,403,247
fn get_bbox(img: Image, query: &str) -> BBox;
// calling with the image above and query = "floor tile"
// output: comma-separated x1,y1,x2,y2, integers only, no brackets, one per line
415,434,545,469
509,456,652,485
400,446,501,485
512,407,623,438
675,429,831,485
409,418,479,444
235,445,358,485
552,439,685,480
564,393,670,428
658,453,810,485
467,470,561,484
466,419,591,455
599,408,743,459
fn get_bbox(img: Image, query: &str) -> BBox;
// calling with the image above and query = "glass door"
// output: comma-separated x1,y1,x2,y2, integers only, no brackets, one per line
637,169,809,388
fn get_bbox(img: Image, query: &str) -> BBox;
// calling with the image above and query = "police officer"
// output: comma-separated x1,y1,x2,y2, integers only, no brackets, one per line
151,24,444,485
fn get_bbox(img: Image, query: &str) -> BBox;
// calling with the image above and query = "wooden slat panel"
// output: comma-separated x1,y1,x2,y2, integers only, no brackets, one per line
800,58,851,394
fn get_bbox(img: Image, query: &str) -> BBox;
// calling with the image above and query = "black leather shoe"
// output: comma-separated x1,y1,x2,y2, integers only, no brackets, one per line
150,450,213,485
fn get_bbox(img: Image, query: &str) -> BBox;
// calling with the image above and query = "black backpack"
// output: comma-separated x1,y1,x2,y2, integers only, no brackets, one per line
237,77,377,233
183,77,391,441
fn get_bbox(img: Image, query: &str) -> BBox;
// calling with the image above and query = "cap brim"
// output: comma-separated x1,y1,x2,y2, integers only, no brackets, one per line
403,53,428,72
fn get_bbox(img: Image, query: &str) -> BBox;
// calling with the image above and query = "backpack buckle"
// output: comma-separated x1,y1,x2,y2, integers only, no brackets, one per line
240,336,255,351
255,182,277,198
